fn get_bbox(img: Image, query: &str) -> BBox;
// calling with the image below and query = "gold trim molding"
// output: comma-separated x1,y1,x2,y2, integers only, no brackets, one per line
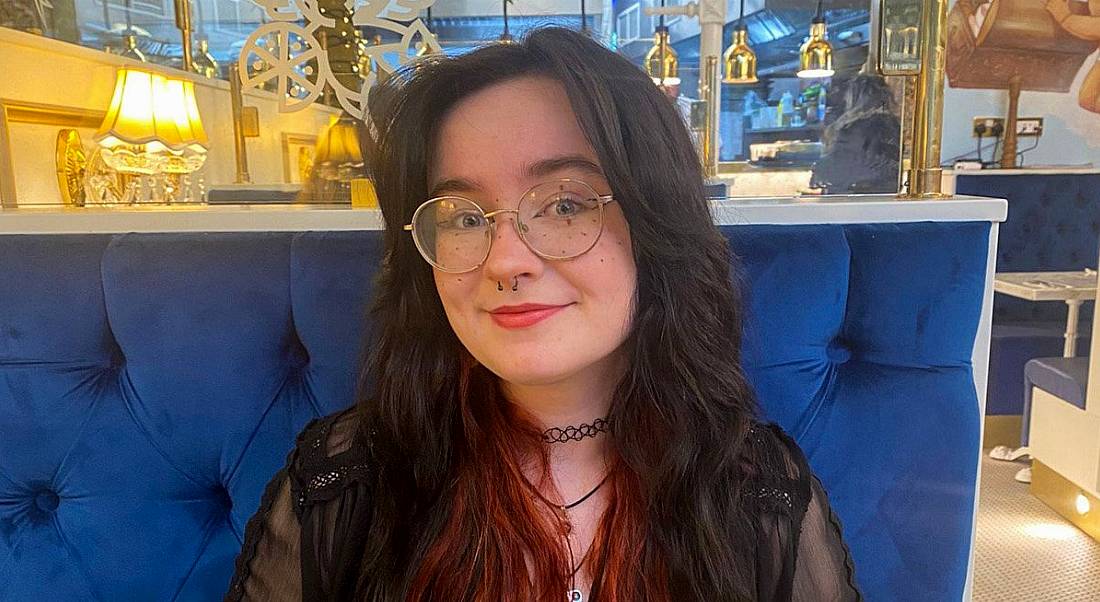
1031,460,1100,542
0,99,106,207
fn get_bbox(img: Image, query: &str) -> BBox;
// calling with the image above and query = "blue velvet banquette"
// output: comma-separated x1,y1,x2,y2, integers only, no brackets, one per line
0,200,1002,601
955,172,1098,422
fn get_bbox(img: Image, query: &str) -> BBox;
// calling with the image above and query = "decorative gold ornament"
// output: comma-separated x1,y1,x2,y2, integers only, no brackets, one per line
55,129,88,207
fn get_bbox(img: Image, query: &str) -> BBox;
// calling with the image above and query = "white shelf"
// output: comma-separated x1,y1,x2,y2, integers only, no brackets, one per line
0,195,1007,234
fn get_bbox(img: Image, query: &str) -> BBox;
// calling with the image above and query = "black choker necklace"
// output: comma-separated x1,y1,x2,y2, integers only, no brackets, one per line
542,418,611,444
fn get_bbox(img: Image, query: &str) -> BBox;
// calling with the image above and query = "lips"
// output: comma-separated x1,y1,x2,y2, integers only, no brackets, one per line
488,303,571,329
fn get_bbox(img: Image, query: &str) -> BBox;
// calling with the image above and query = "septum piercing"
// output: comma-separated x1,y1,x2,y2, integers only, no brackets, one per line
497,276,518,292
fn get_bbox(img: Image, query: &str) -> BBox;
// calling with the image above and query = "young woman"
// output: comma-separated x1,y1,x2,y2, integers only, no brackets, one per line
226,27,860,602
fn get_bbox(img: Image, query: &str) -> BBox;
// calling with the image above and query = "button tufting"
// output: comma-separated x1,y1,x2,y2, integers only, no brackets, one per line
215,486,233,510
826,340,852,364
34,490,60,513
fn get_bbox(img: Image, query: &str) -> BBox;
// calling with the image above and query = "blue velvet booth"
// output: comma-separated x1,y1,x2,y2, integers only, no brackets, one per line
0,217,995,601
955,172,1098,420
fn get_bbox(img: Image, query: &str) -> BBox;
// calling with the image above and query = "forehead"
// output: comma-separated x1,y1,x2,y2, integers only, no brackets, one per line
429,76,605,196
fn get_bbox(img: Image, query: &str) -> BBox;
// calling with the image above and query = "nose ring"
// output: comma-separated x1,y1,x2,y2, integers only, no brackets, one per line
497,276,519,292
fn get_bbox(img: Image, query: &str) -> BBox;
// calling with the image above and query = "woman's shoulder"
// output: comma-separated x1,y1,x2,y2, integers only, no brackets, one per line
286,406,375,516
738,422,815,522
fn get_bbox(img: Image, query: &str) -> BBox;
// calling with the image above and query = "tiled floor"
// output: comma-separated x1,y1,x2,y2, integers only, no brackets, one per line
973,455,1100,601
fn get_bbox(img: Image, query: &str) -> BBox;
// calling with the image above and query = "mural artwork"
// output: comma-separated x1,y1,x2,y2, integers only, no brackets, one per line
947,0,1100,114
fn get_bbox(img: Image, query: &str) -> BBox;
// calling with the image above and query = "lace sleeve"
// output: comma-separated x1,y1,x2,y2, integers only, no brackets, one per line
791,473,861,602
224,451,304,601
225,409,375,602
746,424,861,602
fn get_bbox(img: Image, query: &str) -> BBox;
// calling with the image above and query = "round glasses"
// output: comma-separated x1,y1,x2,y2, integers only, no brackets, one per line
403,179,616,273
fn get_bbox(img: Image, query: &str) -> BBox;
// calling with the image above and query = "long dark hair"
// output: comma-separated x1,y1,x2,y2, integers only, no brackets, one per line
356,27,760,600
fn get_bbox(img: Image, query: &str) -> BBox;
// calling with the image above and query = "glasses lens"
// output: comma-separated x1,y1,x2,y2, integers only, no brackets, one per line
518,181,605,259
412,197,491,272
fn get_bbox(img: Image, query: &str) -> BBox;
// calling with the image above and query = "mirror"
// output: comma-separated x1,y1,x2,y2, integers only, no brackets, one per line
879,0,922,75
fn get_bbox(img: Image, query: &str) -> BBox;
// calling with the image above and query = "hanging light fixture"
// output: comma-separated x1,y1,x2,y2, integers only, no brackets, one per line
644,0,679,88
798,0,834,78
500,0,515,43
723,0,757,84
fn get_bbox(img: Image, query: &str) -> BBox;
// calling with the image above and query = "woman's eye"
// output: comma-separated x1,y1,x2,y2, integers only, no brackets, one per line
441,211,486,230
537,195,589,218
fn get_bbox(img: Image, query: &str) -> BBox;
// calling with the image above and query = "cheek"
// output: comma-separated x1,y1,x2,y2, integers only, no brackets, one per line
434,274,473,323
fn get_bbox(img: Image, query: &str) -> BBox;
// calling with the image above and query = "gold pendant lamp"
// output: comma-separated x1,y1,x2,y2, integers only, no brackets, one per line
798,0,835,79
723,0,757,84
644,1,679,88
500,0,515,43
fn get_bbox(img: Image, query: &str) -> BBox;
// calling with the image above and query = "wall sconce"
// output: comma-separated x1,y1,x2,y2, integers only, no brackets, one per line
798,0,835,79
723,0,757,85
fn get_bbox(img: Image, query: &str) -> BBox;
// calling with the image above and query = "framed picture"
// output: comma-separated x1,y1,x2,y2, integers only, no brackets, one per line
281,132,317,184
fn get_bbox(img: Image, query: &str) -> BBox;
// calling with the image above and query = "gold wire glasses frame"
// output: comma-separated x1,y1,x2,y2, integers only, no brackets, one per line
402,178,617,274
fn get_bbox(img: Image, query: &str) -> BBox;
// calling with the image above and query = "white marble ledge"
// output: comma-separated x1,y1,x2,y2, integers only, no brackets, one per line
0,195,1006,234
945,167,1100,176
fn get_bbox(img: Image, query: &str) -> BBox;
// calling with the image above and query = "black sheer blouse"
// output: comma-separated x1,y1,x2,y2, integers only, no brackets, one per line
225,409,861,601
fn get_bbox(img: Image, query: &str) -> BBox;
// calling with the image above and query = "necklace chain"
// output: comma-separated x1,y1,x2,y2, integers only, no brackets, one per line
525,474,608,602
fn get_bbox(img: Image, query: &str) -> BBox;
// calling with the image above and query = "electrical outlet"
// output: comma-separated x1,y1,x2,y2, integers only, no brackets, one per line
972,117,1005,137
1017,117,1044,137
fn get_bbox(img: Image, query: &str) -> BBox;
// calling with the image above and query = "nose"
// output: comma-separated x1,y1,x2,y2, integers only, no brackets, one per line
482,211,542,285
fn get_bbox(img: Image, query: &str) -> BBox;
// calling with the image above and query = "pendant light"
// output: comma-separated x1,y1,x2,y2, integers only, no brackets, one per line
723,0,757,84
644,0,679,87
500,0,514,43
798,0,834,78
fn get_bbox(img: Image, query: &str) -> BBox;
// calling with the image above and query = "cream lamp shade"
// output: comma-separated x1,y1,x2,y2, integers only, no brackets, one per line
95,68,209,154
315,117,363,166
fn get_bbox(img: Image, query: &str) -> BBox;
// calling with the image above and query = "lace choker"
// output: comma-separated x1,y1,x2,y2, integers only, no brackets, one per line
541,418,611,444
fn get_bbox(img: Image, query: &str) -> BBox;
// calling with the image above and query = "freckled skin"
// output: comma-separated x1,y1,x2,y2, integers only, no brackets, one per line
429,76,637,388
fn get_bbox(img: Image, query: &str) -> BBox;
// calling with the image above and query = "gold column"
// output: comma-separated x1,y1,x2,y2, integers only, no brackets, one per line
905,0,947,198
174,0,194,72
229,62,251,184
1000,76,1022,169
702,55,719,179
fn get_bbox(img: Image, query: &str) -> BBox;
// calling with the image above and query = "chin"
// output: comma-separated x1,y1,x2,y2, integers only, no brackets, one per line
478,351,579,386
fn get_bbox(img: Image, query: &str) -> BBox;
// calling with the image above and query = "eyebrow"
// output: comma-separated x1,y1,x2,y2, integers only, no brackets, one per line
427,154,606,199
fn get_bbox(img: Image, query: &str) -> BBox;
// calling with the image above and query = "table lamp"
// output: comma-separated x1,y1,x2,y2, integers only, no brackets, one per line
94,67,209,201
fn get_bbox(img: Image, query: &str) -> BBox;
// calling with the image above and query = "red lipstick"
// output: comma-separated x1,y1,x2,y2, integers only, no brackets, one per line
488,303,570,329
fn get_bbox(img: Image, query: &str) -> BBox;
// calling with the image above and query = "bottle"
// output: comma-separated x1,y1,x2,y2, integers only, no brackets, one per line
742,90,757,131
817,85,827,122
779,91,794,127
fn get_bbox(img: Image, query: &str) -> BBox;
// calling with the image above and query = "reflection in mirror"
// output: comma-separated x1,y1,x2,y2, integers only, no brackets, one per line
879,0,921,75
0,0,908,205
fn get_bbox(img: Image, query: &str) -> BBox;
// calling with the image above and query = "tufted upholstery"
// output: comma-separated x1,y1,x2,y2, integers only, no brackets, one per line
955,173,1098,417
1,222,991,601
